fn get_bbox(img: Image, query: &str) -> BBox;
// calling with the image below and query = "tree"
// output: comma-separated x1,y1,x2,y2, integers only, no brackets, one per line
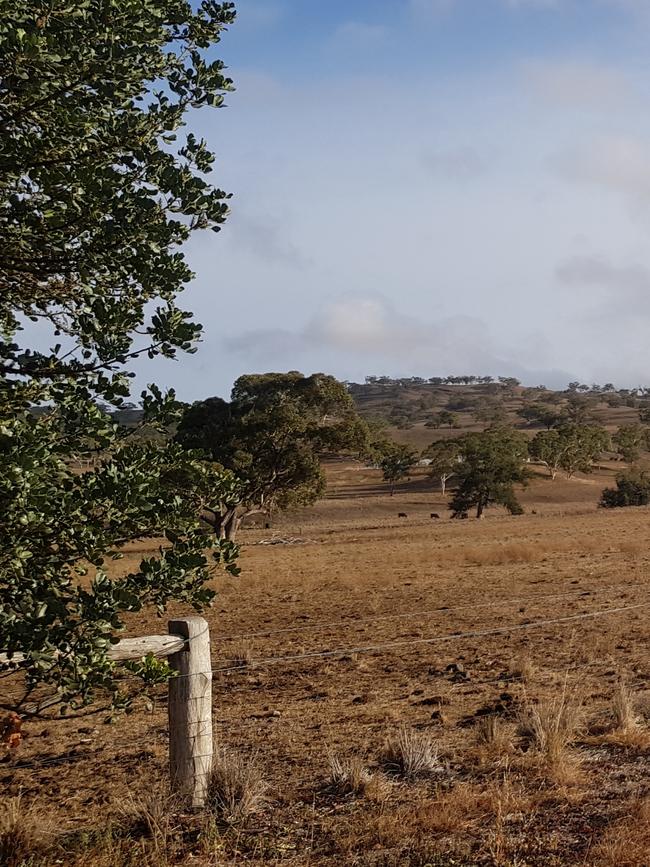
436,410,460,428
374,441,418,495
517,403,565,429
612,424,647,463
529,429,564,479
565,395,596,424
0,1,240,713
422,439,461,495
600,469,650,508
175,373,369,534
449,428,529,519
531,424,608,479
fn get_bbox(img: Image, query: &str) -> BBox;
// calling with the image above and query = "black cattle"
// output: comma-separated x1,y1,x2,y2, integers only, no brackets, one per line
397,512,408,518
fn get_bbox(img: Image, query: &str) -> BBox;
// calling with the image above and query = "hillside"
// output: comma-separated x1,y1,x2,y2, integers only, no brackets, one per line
347,378,649,451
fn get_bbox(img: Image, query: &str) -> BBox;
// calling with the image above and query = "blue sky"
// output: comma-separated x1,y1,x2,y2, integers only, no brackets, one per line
152,0,650,397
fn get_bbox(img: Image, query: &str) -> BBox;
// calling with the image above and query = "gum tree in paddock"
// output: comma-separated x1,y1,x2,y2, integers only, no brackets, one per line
449,427,530,519
0,1,240,714
175,372,371,539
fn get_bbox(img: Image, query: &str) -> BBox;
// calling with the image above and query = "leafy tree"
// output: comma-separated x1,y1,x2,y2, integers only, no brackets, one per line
517,403,565,429
449,428,529,518
565,395,596,424
436,410,460,429
531,424,608,479
612,423,647,463
529,429,565,479
0,1,240,713
422,439,461,494
175,373,369,534
375,441,418,495
639,405,650,424
473,397,508,426
600,469,650,508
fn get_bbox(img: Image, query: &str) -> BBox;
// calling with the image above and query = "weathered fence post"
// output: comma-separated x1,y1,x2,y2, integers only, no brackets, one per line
167,616,213,808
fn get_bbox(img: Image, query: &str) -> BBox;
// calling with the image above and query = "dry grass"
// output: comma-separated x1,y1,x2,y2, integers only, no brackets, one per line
0,794,53,867
325,754,373,797
119,785,181,864
601,680,650,748
590,797,650,866
517,686,583,782
227,640,255,668
206,748,268,823
381,726,444,780
6,466,650,865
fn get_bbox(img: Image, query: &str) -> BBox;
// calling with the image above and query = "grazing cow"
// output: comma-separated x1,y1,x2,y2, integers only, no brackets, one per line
398,512,408,518
430,513,440,519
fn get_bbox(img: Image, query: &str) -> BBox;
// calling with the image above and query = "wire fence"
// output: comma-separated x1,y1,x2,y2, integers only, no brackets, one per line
7,586,649,784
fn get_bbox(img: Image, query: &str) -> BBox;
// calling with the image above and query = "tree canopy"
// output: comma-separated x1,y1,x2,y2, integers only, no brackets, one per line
175,372,369,536
0,1,239,713
449,428,529,518
600,469,650,508
422,438,461,494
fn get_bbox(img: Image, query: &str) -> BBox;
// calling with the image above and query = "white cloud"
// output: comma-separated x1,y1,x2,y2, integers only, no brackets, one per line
556,255,650,308
549,135,650,207
225,295,571,385
523,60,632,110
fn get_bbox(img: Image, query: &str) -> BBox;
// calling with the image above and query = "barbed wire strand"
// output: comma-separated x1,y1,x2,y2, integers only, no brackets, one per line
167,598,650,679
217,581,645,642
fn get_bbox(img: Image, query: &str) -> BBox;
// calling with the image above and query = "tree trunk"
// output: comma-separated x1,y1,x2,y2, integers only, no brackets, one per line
223,513,241,542
440,476,446,495
476,499,485,519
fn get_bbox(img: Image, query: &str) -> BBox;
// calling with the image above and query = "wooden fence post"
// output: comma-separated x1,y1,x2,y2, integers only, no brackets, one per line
167,616,213,808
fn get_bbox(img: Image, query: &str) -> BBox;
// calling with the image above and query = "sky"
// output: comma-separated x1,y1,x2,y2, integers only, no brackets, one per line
154,0,650,398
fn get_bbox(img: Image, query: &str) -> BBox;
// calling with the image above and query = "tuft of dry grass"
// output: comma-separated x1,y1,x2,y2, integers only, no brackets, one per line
517,686,583,782
0,794,52,867
326,754,373,797
206,748,268,823
119,785,181,864
381,726,444,780
475,715,514,759
612,679,638,732
509,654,535,683
601,680,650,748
590,797,650,866
227,641,254,668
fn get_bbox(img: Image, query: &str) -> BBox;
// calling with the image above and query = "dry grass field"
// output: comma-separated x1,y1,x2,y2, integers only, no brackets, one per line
3,460,650,866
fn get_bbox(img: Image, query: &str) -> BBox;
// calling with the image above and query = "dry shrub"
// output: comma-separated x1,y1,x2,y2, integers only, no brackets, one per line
590,797,650,866
0,794,52,867
206,748,267,822
381,726,444,780
326,754,373,797
517,686,583,781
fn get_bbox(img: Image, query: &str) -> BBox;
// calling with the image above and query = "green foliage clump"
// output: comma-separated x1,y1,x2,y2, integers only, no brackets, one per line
529,424,609,479
449,428,529,518
600,469,650,508
0,0,240,712
175,372,370,535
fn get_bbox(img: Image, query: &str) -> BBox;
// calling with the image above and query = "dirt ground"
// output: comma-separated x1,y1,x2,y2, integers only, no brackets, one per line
4,462,650,866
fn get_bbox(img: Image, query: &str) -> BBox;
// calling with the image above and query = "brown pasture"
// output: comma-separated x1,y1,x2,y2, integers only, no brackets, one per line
3,461,650,865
